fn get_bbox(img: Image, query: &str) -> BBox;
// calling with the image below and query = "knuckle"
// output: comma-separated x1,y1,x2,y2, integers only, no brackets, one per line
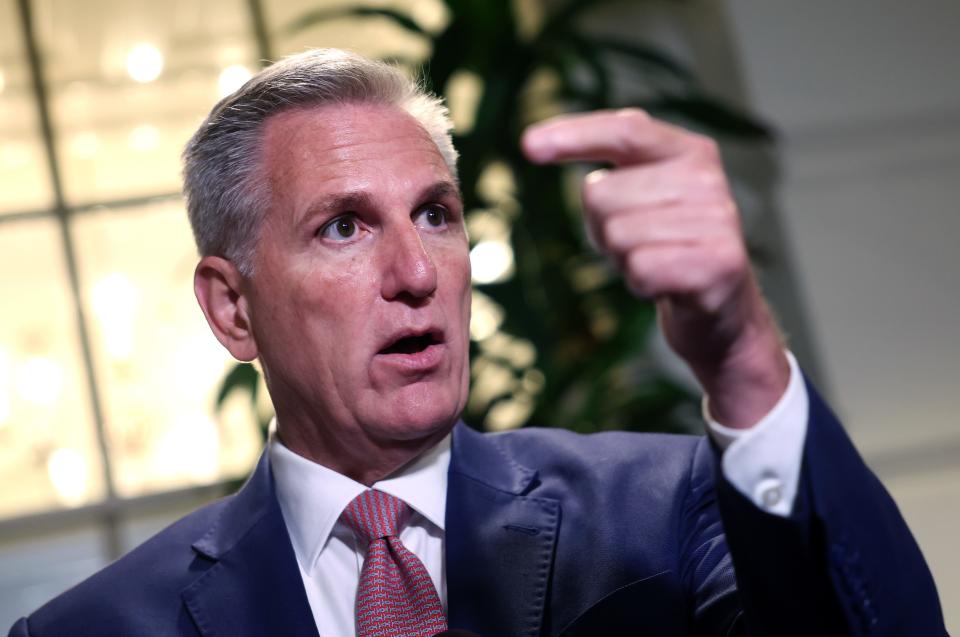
683,264,710,292
696,167,727,195
617,108,652,137
625,250,661,298
691,134,720,159
706,200,735,222
715,242,748,276
601,217,624,251
626,248,648,274
721,200,743,226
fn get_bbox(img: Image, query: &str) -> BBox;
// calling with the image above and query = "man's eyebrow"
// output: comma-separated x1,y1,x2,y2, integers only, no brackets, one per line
297,181,462,226
299,191,375,223
419,181,462,205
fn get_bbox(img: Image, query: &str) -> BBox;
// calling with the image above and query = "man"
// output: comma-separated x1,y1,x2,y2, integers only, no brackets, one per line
9,49,945,636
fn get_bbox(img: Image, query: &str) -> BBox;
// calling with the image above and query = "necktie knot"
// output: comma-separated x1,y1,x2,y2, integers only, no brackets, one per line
341,489,411,543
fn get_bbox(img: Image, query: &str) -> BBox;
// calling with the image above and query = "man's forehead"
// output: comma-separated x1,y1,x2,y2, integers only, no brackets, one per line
260,103,453,193
261,102,441,162
257,102,460,223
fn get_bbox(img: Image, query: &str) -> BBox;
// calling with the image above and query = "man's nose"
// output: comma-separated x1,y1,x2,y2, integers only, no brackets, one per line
380,225,438,302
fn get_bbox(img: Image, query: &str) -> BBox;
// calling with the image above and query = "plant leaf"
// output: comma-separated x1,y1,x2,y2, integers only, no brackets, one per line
579,35,697,83
283,7,430,38
641,94,775,140
565,35,613,108
540,0,636,39
215,362,259,409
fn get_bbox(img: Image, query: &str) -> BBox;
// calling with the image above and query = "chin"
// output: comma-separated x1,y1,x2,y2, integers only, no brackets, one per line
369,387,463,443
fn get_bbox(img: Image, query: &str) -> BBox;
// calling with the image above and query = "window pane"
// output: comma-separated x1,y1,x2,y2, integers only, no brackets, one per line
0,524,109,628
34,0,257,205
0,0,54,214
72,201,262,498
266,0,442,61
0,218,106,518
118,495,224,553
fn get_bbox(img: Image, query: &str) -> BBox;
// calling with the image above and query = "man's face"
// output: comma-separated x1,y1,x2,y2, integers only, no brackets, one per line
244,102,471,452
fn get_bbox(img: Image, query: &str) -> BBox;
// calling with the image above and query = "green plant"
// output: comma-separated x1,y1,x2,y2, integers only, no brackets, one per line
217,0,772,438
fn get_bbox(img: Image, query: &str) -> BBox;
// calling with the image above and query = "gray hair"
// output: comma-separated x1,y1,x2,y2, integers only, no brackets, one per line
182,48,458,275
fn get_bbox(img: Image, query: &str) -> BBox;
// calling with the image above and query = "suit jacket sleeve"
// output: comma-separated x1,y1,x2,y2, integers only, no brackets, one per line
7,619,28,637
693,375,947,636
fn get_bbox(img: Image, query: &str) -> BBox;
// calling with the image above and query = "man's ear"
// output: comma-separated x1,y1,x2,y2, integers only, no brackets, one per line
194,256,259,362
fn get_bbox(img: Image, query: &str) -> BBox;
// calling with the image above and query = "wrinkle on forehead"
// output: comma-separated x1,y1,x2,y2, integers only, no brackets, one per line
257,102,456,236
261,102,443,171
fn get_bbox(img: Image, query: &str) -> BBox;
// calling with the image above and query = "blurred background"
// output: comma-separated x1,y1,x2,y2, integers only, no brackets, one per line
0,0,956,630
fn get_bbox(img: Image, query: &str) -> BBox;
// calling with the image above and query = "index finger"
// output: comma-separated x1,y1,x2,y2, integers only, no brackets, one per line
521,108,692,167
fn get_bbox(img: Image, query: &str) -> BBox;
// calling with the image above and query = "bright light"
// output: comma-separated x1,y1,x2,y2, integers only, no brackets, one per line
0,349,11,426
480,332,537,369
1,143,29,168
469,360,515,412
154,415,220,484
408,0,448,31
486,395,534,431
128,124,159,151
69,131,100,158
91,273,140,359
445,69,483,134
172,335,230,395
507,339,536,368
47,448,90,506
477,161,517,206
470,239,514,284
218,64,253,97
470,291,504,341
126,43,164,83
16,357,63,407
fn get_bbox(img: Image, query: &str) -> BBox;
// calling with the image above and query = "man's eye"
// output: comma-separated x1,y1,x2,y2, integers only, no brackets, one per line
415,205,448,229
319,215,359,240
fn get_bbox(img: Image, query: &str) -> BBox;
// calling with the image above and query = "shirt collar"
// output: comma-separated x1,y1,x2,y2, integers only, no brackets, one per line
269,427,451,575
374,434,450,531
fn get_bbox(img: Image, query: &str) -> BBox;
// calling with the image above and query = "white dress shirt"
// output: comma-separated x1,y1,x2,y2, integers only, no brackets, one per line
269,351,809,637
270,435,450,637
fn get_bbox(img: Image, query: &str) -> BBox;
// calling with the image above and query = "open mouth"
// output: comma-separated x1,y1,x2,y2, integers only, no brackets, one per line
379,331,442,355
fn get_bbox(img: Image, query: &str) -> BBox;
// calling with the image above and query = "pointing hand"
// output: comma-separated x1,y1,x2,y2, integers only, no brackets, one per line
522,109,789,428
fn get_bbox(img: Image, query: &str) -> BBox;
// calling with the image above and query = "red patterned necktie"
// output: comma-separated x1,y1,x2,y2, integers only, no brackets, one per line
341,489,447,637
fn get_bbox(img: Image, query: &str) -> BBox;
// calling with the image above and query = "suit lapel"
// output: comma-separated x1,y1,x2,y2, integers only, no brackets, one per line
181,452,319,637
446,423,561,637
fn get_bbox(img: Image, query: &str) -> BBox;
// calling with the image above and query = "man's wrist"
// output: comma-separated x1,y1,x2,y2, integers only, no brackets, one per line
698,322,790,429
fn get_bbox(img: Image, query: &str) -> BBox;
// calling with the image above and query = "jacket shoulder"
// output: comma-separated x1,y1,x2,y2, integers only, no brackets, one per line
491,426,709,484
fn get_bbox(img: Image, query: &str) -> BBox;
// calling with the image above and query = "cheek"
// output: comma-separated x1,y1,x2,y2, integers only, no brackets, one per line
447,256,474,378
276,261,375,353
299,251,375,306
440,253,472,322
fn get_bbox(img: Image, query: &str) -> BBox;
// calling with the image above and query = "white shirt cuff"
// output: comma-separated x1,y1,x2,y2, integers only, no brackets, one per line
703,351,809,517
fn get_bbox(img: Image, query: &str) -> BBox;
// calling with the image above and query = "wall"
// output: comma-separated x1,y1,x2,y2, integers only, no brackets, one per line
724,0,960,628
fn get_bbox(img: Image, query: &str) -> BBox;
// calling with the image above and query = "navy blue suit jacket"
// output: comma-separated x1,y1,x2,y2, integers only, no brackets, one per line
8,379,946,636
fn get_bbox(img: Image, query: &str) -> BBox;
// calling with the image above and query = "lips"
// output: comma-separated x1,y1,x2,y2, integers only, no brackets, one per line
379,330,442,355
375,327,446,372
